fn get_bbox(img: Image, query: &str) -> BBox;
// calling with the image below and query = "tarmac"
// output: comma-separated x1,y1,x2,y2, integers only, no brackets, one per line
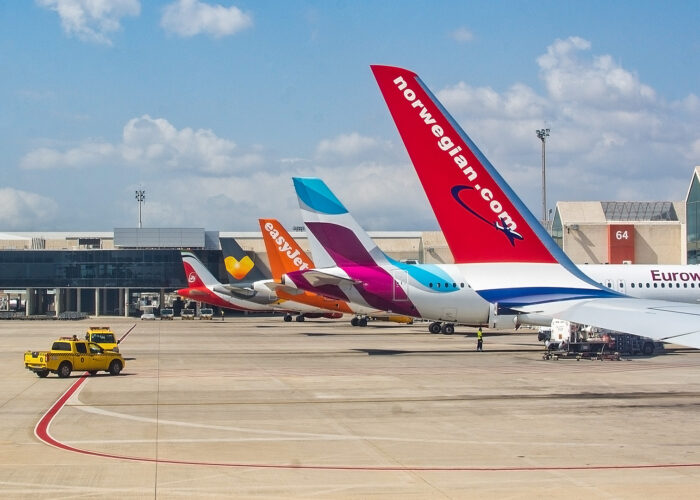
2,315,700,499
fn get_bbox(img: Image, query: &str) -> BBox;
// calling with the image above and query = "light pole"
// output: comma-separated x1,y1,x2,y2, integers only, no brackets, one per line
536,128,550,222
135,189,145,228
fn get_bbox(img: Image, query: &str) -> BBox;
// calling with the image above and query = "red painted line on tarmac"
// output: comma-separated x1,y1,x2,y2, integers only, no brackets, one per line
33,378,700,471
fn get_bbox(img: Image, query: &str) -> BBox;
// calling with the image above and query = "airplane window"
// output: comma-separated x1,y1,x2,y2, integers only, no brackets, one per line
619,283,624,288
646,283,650,288
638,283,642,288
654,283,658,288
677,283,680,288
437,283,441,288
460,283,464,288
684,283,688,288
429,283,433,288
453,283,457,288
661,283,665,288
631,283,635,288
445,282,449,288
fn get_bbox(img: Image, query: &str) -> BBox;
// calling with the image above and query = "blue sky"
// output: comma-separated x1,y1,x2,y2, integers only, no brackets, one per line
1,0,698,231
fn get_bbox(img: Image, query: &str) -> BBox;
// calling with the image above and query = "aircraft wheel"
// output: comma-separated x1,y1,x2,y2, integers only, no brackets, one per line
284,314,292,322
429,322,442,334
295,315,305,322
350,317,359,327
442,323,455,335
358,317,368,327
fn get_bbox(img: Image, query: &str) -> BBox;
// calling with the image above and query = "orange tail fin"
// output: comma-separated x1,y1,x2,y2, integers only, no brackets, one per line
259,219,314,280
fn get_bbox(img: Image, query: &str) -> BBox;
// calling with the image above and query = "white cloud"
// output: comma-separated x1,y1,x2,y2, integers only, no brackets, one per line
37,0,140,45
450,27,474,43
433,37,700,213
0,189,58,229
537,36,656,107
21,142,118,169
21,115,262,175
161,0,252,38
315,133,383,158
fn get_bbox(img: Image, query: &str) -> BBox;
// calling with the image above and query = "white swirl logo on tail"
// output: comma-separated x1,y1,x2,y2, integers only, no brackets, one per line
188,272,196,283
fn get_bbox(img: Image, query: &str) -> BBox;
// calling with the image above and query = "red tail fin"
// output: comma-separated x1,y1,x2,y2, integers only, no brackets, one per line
371,65,559,265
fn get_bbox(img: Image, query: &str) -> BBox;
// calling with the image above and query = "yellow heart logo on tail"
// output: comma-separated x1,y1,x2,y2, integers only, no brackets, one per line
225,256,254,280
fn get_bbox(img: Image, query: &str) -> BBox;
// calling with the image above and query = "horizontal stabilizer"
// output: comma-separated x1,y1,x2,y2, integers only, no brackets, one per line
300,270,361,288
517,298,700,348
262,281,305,296
212,284,257,298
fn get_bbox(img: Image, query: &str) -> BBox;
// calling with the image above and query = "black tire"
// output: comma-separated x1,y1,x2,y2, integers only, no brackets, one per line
36,370,49,378
88,370,98,376
429,322,442,334
295,315,305,322
350,317,359,327
109,360,122,376
442,324,455,335
358,317,368,327
57,362,72,378
284,314,292,322
642,342,654,355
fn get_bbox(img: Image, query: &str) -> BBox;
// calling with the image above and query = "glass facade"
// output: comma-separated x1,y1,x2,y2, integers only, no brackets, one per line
688,175,700,264
0,250,188,288
602,201,678,221
551,210,563,249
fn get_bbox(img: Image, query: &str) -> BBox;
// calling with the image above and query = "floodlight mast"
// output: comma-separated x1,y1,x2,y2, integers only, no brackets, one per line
536,128,550,223
135,189,145,228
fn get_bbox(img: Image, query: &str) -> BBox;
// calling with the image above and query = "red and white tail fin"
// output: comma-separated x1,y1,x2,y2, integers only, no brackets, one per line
371,65,614,306
181,251,220,288
259,219,313,280
371,65,567,265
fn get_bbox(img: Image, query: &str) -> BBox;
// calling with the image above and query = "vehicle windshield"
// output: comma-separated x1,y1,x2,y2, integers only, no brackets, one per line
201,309,213,313
89,343,104,354
90,333,115,343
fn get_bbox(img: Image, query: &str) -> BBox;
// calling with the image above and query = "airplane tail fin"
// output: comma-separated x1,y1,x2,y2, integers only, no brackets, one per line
371,65,615,305
219,237,270,285
370,65,566,265
292,177,386,269
181,251,220,288
258,218,313,280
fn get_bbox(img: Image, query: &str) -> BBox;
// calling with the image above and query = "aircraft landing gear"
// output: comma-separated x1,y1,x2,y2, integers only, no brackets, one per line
284,314,293,322
428,322,455,334
441,323,455,335
295,314,305,322
351,316,368,327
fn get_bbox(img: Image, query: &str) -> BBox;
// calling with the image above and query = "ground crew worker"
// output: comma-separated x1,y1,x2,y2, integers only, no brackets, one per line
476,327,483,351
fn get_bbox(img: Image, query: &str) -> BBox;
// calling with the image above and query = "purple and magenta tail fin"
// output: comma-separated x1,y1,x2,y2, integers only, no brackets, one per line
293,177,386,269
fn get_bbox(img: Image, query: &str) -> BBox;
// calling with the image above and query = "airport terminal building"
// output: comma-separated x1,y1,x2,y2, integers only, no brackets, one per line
1,167,699,316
